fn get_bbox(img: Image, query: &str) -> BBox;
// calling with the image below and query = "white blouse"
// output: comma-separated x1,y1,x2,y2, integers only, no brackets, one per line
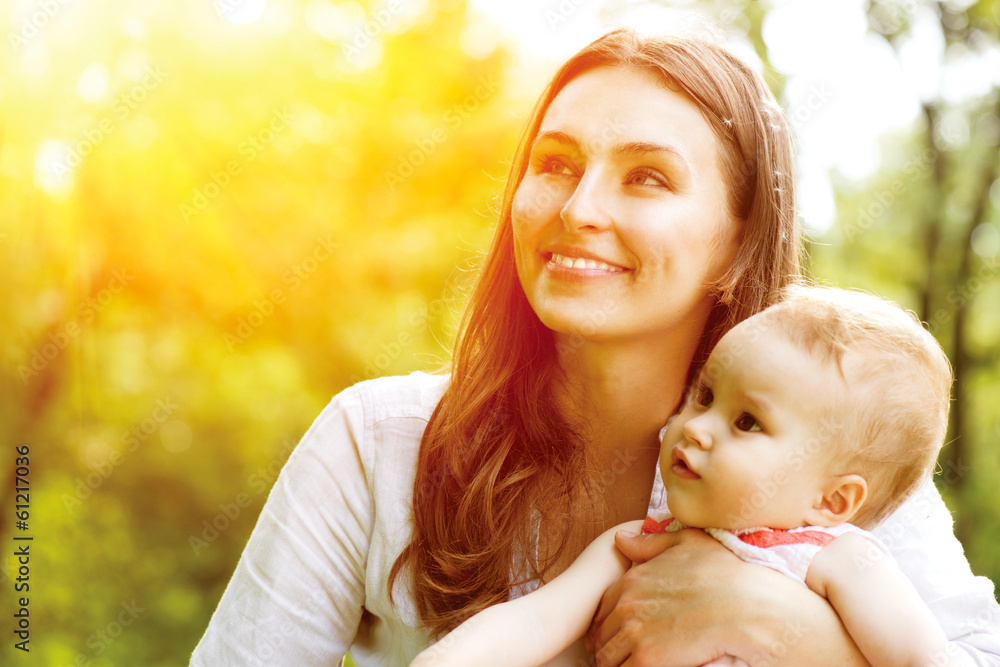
191,372,1000,666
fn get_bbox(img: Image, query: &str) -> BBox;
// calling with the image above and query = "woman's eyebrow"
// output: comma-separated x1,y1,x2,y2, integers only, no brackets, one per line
532,130,578,150
613,141,690,170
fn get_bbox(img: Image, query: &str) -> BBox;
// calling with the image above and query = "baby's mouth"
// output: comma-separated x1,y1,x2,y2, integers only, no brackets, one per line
670,447,701,480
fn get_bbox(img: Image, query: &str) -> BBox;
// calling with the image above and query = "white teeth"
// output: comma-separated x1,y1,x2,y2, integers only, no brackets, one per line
549,253,624,272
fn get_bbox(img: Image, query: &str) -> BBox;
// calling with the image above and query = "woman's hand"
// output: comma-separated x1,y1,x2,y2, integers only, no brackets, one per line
585,528,868,667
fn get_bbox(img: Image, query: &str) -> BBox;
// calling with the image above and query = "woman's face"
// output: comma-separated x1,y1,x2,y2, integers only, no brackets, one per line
512,65,741,346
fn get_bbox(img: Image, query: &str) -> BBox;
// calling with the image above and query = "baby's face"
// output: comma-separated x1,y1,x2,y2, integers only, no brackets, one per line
661,320,845,530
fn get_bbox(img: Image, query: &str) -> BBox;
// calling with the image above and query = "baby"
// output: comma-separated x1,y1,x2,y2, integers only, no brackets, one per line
410,285,954,667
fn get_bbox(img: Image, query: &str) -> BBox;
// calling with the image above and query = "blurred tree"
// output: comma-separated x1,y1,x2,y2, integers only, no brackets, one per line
0,0,516,663
810,0,1000,588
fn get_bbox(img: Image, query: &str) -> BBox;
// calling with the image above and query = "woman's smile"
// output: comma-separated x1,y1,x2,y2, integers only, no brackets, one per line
543,246,631,284
547,252,627,274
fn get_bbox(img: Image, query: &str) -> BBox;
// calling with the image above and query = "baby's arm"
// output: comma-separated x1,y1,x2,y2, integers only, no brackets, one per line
410,519,645,667
805,531,951,667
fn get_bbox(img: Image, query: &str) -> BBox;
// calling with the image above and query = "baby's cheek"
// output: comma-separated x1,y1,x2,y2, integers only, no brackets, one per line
719,476,766,527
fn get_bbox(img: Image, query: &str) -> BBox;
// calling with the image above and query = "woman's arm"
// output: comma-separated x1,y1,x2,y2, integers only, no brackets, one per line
586,528,869,667
190,386,373,666
806,532,949,667
411,520,645,667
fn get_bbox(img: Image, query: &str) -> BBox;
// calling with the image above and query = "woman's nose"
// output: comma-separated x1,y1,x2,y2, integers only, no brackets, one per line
559,169,613,232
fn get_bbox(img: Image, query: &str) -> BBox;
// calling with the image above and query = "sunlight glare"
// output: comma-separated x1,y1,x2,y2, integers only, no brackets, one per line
305,0,350,42
19,42,50,81
797,154,837,233
459,20,497,60
33,140,75,198
896,6,945,103
218,0,267,25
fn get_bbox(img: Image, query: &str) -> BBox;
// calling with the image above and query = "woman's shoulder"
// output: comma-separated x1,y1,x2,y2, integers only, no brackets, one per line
295,371,449,460
346,370,451,424
307,371,450,456
285,371,450,506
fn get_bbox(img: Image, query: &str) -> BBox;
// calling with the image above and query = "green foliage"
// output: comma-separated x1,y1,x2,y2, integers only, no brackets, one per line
1,0,510,663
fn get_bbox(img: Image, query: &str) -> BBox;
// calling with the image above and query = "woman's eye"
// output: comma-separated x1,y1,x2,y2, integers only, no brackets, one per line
695,386,713,407
626,168,667,188
735,414,761,432
537,157,575,176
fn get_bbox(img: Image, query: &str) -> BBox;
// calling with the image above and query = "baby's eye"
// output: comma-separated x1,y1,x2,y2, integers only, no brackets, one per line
695,386,713,408
735,413,761,432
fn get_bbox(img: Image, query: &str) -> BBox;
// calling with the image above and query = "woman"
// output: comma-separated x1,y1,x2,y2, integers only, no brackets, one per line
191,30,1000,666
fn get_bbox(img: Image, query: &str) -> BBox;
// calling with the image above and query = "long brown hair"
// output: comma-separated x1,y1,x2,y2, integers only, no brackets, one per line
389,28,801,636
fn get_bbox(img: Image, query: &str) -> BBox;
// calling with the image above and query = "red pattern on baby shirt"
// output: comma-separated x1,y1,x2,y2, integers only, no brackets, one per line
641,516,676,534
736,528,836,549
641,516,836,551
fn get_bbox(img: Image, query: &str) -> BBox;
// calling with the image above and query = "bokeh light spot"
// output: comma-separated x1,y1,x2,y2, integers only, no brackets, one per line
305,0,347,42
121,16,148,41
77,62,111,103
19,42,50,80
117,48,150,81
80,436,114,471
33,140,75,198
971,223,999,259
459,20,497,60
218,0,267,25
161,420,194,453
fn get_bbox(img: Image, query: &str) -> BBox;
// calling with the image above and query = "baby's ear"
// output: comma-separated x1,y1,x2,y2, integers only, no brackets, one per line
811,475,867,525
